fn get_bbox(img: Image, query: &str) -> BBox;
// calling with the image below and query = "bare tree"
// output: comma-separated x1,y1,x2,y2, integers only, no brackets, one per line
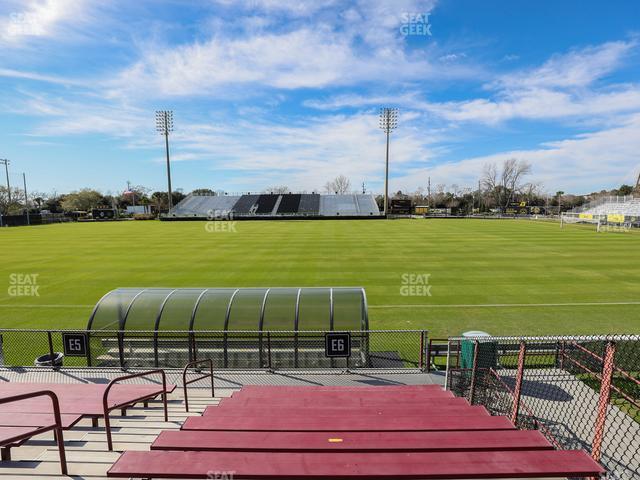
324,175,351,194
481,159,531,211
263,185,290,194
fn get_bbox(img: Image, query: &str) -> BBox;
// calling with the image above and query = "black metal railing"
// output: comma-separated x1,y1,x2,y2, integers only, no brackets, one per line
446,334,640,480
0,329,428,372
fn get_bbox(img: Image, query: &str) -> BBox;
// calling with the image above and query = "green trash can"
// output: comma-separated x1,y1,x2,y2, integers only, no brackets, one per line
460,331,497,369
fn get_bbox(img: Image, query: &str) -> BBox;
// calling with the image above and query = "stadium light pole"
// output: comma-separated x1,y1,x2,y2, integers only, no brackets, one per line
155,110,174,212
0,159,10,205
379,107,398,216
23,172,29,226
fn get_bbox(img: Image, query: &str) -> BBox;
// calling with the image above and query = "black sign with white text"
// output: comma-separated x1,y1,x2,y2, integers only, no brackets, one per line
325,332,351,358
62,333,88,357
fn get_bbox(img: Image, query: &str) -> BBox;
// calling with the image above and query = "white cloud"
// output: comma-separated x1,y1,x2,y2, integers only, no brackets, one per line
104,0,461,98
493,40,636,90
391,114,640,194
428,86,640,124
423,39,640,125
0,0,89,44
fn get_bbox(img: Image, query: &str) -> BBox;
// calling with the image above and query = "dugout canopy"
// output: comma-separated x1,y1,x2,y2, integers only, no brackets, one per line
87,287,369,332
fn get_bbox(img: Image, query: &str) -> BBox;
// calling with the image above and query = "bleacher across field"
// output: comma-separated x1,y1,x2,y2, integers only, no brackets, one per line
169,193,382,219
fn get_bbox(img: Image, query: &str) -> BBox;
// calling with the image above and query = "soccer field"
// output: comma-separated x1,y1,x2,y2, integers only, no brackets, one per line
1,219,639,337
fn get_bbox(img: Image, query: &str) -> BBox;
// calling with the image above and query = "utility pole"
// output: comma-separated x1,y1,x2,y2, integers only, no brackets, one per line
23,173,29,226
0,159,10,205
155,110,174,212
427,176,431,208
379,107,398,216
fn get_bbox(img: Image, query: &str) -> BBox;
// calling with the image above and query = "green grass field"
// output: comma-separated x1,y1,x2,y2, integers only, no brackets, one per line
1,218,639,337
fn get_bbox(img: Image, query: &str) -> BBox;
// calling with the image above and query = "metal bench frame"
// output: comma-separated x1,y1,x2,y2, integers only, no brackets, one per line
103,369,168,451
0,390,67,475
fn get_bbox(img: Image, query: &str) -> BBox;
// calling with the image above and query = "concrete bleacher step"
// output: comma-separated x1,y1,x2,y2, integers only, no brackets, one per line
0,386,221,480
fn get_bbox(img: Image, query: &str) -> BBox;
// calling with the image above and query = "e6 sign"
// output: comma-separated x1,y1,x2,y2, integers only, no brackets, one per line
325,332,351,358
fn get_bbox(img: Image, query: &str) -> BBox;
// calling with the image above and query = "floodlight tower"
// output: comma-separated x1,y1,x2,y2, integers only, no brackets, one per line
155,110,174,211
0,159,10,204
379,108,398,216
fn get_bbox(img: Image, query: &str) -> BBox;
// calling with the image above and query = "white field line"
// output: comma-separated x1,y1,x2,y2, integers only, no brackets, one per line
370,301,640,309
0,304,93,308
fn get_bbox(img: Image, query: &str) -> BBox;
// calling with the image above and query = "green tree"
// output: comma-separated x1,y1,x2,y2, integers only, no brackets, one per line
617,184,634,196
60,189,106,212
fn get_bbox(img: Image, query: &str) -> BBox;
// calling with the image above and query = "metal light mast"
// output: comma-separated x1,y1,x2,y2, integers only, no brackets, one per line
155,110,174,212
379,108,398,216
0,159,10,205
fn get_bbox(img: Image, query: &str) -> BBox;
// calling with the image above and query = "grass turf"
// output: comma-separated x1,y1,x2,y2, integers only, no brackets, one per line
1,218,639,338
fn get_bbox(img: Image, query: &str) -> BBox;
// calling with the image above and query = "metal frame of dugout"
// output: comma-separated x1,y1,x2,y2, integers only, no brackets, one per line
86,287,371,369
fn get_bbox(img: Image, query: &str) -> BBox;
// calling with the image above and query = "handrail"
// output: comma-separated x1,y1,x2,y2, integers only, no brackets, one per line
102,369,168,451
0,390,67,475
182,358,215,412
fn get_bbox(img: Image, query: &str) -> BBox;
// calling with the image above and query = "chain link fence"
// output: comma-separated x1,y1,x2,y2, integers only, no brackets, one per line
446,335,640,480
0,329,428,373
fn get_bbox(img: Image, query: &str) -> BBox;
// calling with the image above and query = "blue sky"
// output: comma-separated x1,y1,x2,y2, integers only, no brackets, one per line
0,0,639,196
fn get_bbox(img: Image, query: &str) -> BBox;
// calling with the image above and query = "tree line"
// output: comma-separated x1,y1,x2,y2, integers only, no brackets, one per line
0,159,637,215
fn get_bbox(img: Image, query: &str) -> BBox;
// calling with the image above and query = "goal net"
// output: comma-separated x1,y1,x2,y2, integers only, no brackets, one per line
561,213,633,232
560,213,601,229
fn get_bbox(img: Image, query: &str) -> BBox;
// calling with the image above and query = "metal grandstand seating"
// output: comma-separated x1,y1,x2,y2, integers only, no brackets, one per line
231,194,259,214
255,194,280,214
297,193,320,215
170,195,240,218
276,194,302,214
108,385,604,480
573,196,640,217
169,193,381,218
319,194,380,216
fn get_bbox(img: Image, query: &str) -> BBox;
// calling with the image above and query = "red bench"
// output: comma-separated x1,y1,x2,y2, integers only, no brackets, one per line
107,385,604,480
0,412,83,430
0,370,175,451
182,414,515,432
203,404,489,417
151,429,553,452
108,449,604,479
229,389,453,399
0,390,67,475
219,395,455,408
236,385,445,393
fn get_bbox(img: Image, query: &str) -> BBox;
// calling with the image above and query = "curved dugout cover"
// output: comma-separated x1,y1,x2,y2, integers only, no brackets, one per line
87,287,369,332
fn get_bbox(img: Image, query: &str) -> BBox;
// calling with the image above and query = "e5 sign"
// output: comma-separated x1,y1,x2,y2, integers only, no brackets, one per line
62,333,88,357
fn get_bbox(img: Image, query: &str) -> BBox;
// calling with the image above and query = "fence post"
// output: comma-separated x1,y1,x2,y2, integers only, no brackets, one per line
419,331,425,371
117,331,125,370
468,340,479,404
267,332,272,371
47,332,55,370
591,340,616,464
510,341,527,425
86,332,92,367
